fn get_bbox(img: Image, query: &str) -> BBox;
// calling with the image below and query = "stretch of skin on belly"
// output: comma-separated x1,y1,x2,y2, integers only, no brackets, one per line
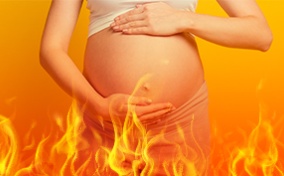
83,29,204,108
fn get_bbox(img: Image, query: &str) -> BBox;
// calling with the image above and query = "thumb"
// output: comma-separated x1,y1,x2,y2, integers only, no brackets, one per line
136,4,143,8
128,96,152,106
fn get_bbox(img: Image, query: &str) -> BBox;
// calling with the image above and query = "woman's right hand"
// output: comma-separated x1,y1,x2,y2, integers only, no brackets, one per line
98,93,175,124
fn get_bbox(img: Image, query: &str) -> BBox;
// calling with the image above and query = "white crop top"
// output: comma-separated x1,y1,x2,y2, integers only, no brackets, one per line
86,0,198,37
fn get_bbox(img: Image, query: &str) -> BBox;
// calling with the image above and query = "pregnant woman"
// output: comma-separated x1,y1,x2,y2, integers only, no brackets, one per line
40,0,272,175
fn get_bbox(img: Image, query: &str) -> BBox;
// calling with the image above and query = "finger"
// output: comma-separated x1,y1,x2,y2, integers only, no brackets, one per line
122,27,149,35
136,102,174,117
116,6,144,20
115,13,145,26
142,118,162,126
139,106,174,122
128,96,152,105
110,6,144,28
116,20,148,32
112,18,147,32
136,4,143,8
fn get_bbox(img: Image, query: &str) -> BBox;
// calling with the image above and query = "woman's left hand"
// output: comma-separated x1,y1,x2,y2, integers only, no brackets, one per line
110,2,186,36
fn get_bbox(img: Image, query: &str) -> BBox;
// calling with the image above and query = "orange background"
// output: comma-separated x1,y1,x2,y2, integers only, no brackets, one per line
0,0,283,173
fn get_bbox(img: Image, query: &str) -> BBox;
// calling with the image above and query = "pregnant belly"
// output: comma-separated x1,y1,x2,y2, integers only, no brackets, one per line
83,29,204,108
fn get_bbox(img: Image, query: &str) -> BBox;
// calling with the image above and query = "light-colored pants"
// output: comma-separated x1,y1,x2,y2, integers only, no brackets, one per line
77,81,210,175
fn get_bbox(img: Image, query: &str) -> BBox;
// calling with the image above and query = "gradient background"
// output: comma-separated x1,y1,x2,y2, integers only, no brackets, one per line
0,0,283,174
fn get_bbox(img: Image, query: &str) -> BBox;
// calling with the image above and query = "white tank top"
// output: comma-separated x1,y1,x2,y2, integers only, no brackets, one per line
86,0,198,37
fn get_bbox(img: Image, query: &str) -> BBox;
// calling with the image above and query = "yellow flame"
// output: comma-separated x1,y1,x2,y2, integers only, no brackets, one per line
228,80,284,176
0,115,19,176
228,115,281,176
102,74,208,175
1,78,284,175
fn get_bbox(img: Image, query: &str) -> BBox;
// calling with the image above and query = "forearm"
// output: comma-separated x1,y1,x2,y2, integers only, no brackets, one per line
40,49,104,112
180,12,272,51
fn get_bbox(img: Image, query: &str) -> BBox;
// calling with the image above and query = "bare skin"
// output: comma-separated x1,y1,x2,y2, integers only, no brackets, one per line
40,1,176,123
40,0,272,126
83,28,204,122
40,0,272,174
111,1,272,50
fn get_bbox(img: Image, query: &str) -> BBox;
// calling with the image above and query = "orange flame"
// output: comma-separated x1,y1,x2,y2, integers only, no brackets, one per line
210,80,284,176
228,113,283,176
1,78,284,175
226,81,284,176
0,115,19,176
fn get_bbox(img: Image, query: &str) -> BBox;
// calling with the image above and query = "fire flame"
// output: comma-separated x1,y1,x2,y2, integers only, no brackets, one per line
1,78,284,175
228,111,283,176
0,115,19,176
227,81,284,176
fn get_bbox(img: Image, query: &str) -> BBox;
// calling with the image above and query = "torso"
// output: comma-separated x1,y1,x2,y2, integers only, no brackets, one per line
83,28,204,108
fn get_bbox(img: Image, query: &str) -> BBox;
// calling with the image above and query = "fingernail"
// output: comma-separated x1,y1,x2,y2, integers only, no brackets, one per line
167,103,172,108
146,99,152,104
113,26,119,30
110,22,115,27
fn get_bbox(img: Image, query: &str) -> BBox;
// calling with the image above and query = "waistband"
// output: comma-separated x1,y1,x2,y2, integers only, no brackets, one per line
145,81,208,133
82,81,208,138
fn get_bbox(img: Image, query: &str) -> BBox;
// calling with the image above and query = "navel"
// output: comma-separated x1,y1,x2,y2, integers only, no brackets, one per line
142,83,150,91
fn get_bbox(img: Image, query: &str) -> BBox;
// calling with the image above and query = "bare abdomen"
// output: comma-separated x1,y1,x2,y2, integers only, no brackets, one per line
83,28,204,108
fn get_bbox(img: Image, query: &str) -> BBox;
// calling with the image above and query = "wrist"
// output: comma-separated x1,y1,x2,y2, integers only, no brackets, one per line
92,96,108,116
81,92,106,117
176,10,195,33
98,98,109,118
